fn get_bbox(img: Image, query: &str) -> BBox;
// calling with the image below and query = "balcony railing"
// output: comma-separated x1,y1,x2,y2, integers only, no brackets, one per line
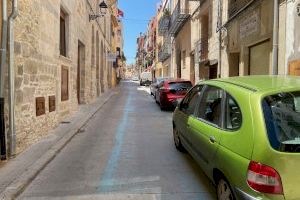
195,37,208,63
228,0,252,18
158,37,171,62
169,0,190,36
158,15,170,36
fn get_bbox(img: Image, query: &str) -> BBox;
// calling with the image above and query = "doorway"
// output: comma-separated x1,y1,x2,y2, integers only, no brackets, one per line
77,41,85,104
190,54,195,84
229,53,240,77
209,64,218,79
249,40,271,75
176,51,181,78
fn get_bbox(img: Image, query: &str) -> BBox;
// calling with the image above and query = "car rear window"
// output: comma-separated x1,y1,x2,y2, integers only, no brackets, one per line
262,91,300,152
168,82,192,90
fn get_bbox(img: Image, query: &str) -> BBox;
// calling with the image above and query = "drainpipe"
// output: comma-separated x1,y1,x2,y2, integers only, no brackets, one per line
218,0,222,78
0,0,8,160
8,0,19,157
272,0,279,75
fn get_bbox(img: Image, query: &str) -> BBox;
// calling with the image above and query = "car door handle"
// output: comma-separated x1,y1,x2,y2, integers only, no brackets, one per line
209,136,216,143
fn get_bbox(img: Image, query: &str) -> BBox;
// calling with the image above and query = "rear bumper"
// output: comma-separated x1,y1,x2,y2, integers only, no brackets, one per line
234,188,260,200
161,97,183,108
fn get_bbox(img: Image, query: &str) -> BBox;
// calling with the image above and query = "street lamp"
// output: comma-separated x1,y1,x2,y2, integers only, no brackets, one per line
89,1,108,21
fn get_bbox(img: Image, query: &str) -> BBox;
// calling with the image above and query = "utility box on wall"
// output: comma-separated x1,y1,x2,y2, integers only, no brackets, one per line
288,60,300,76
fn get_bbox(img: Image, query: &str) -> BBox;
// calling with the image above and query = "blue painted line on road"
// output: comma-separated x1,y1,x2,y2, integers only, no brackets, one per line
97,94,132,192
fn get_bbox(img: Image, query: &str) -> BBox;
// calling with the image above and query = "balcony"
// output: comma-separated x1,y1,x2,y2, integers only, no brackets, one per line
195,37,208,63
228,0,252,19
169,0,190,36
158,38,171,62
158,15,171,36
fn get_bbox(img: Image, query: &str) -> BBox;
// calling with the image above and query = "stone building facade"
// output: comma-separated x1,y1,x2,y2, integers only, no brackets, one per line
151,0,300,83
221,0,274,77
1,0,121,154
278,0,300,76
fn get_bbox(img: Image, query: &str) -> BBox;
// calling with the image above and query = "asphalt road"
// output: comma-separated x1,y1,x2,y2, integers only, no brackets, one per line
18,81,217,200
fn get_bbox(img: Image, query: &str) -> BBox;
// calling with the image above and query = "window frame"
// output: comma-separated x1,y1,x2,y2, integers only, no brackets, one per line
194,85,226,129
179,85,204,116
223,92,243,131
60,8,69,57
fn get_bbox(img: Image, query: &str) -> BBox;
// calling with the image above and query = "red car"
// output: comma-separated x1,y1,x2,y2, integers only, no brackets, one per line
155,79,193,110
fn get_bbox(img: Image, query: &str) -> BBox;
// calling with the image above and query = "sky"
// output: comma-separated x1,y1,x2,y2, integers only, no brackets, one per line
118,0,160,65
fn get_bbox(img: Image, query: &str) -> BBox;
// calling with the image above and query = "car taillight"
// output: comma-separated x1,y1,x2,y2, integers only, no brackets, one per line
247,161,283,195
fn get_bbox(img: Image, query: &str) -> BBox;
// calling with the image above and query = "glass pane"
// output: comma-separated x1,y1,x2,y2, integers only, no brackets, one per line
198,86,223,126
225,94,242,130
263,91,300,152
168,81,192,90
181,85,203,115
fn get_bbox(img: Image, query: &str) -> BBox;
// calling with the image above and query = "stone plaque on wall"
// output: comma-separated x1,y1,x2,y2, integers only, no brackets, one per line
239,11,259,39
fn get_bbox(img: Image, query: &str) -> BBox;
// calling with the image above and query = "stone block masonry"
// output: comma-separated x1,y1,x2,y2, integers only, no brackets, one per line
3,0,114,154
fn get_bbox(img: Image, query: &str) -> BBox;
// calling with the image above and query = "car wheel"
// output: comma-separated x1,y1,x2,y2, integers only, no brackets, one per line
217,178,235,200
160,103,164,110
173,127,185,152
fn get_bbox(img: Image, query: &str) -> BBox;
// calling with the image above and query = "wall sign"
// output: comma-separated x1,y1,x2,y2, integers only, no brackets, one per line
240,11,259,39
107,53,117,62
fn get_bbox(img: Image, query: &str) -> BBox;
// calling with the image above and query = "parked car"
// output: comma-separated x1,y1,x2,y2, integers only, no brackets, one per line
172,76,300,200
150,77,170,97
140,72,152,86
131,76,139,81
155,79,192,110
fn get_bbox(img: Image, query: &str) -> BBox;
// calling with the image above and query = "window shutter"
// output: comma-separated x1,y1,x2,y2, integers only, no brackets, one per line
61,66,69,101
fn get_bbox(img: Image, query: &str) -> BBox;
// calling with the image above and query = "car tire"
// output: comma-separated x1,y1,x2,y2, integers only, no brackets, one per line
160,103,164,110
217,178,235,200
173,127,185,152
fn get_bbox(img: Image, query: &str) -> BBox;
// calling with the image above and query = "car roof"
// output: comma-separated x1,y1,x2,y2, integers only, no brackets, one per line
203,75,300,92
165,79,191,83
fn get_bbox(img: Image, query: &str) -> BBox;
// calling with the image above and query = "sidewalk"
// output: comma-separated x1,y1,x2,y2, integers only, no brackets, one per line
0,89,117,200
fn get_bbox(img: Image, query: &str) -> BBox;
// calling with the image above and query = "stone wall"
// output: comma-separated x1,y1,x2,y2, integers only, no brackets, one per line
7,0,112,153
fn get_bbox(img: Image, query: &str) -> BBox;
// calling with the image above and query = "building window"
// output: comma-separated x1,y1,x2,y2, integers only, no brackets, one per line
60,9,68,57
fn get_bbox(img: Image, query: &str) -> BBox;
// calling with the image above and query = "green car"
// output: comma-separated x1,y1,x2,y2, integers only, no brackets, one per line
172,76,300,200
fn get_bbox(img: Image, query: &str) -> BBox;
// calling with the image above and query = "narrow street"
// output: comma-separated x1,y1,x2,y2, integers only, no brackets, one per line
18,81,216,200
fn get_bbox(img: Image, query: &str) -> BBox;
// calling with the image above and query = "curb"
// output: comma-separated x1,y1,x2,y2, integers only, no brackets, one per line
0,92,116,200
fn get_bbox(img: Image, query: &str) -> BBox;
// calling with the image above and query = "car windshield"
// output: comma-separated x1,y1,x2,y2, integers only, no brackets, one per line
169,82,192,90
262,91,300,152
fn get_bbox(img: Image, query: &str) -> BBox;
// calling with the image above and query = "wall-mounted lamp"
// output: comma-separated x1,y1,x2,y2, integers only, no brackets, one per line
89,1,108,21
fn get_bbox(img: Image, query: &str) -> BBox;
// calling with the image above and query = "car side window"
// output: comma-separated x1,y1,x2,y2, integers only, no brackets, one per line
197,86,224,127
158,81,164,89
225,94,242,130
181,85,203,115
